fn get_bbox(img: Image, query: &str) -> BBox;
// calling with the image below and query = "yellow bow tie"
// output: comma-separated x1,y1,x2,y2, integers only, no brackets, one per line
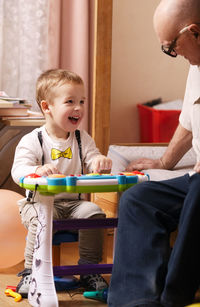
51,147,72,160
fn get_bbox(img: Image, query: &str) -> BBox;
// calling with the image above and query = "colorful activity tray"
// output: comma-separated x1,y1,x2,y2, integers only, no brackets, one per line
19,171,149,194
18,170,149,307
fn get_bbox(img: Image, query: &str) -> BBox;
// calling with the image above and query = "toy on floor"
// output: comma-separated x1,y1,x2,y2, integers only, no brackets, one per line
5,288,22,302
6,285,17,291
54,276,79,291
83,288,108,303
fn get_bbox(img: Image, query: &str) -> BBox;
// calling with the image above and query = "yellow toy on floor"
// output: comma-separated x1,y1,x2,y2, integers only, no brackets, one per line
5,289,22,302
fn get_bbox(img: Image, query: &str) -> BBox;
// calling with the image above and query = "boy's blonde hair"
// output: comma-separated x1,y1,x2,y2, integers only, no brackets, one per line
36,69,84,109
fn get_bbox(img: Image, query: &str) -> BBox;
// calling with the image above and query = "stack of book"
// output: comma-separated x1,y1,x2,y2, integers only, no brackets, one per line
0,96,32,117
0,95,44,120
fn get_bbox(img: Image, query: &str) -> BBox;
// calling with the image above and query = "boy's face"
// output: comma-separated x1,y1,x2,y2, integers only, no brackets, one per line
46,82,85,135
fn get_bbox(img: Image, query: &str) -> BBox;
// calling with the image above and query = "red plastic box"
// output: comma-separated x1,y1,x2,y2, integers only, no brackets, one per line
137,103,181,143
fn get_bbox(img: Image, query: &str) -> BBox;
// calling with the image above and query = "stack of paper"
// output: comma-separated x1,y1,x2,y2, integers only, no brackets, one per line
0,95,31,117
152,99,183,110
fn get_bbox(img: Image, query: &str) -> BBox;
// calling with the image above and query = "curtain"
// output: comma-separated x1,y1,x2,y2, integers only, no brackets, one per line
0,0,94,127
0,0,49,111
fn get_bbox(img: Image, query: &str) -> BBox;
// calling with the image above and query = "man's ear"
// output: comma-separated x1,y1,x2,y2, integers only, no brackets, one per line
188,24,200,40
40,100,50,114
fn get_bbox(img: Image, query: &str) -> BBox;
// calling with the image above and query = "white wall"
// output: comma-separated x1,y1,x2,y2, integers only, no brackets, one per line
110,0,189,143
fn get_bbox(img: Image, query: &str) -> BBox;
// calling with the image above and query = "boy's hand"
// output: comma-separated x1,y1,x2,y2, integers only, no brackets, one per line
35,164,60,177
92,155,112,173
194,162,200,173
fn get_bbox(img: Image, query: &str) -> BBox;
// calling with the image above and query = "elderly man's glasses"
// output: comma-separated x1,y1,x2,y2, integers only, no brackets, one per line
161,25,189,57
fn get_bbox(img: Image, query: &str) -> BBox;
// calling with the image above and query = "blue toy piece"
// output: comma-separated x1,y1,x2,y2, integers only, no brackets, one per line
83,287,108,303
54,276,80,291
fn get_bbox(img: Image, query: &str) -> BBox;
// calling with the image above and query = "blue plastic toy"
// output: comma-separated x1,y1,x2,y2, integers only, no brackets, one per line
83,288,108,303
19,171,149,194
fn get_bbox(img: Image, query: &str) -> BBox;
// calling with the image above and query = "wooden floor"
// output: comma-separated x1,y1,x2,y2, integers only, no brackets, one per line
0,234,113,306
2,234,200,306
0,264,110,306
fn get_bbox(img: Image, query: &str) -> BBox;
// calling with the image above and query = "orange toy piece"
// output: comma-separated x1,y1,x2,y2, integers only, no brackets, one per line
0,190,27,269
5,288,22,302
120,171,145,176
48,174,66,178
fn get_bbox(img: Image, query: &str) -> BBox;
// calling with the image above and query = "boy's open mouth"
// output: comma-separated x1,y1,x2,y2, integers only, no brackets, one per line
68,116,79,124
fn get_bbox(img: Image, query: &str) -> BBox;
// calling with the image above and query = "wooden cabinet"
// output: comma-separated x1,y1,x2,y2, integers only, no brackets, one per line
92,192,120,218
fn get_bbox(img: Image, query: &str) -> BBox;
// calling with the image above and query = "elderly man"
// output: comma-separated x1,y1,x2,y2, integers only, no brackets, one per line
108,1,200,307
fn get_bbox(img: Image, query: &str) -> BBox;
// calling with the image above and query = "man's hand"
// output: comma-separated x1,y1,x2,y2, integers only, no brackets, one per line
127,125,192,171
92,155,112,173
126,158,164,171
35,164,60,176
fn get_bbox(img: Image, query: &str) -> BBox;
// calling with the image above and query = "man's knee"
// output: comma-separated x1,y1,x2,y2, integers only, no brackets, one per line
119,181,156,216
190,172,200,188
121,181,150,203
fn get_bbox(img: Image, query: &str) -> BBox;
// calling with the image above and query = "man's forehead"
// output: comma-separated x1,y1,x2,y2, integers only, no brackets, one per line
154,14,180,43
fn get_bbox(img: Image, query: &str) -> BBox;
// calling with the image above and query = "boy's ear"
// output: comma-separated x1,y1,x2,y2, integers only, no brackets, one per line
40,100,50,114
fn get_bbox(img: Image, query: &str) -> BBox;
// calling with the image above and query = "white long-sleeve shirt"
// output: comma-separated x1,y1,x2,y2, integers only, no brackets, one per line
179,65,200,132
179,65,200,162
12,126,101,199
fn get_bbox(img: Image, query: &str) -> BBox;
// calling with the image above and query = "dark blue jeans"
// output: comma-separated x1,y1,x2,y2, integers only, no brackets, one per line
108,173,200,307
